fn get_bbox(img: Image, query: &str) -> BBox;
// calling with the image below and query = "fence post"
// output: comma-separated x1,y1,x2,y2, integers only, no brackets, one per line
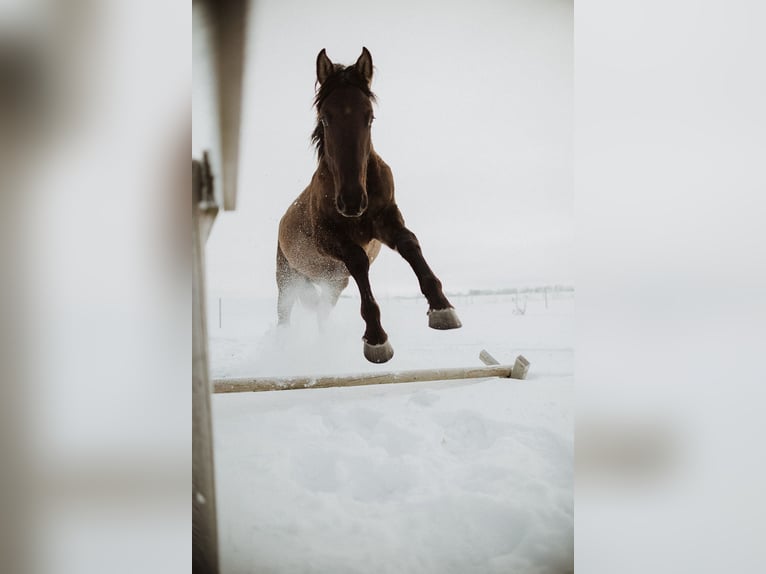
192,0,247,568
192,158,220,574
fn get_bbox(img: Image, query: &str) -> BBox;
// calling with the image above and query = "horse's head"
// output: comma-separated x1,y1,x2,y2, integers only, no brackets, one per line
313,48,375,218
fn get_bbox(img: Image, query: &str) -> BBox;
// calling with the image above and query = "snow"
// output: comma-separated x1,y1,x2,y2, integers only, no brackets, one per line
210,290,573,573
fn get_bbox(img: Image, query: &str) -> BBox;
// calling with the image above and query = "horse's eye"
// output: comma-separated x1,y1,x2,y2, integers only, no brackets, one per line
320,117,329,127
368,115,375,126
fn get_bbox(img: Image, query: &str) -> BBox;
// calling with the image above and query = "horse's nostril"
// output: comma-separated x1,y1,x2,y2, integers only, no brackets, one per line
360,194,368,212
336,196,346,213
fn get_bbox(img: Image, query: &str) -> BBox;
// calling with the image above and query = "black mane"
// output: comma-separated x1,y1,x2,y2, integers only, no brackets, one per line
311,65,376,160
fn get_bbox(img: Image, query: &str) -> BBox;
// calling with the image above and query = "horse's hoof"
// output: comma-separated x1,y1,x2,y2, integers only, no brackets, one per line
364,340,394,363
428,307,462,330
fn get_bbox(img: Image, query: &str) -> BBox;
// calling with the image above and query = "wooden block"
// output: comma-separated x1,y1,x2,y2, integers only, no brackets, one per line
479,349,500,366
511,355,530,379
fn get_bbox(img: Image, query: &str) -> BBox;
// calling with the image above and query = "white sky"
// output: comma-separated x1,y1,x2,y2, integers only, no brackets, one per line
199,0,572,297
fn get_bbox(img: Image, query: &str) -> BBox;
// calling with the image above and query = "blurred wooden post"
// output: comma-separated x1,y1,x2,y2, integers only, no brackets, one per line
192,157,219,573
193,1,248,572
193,0,247,212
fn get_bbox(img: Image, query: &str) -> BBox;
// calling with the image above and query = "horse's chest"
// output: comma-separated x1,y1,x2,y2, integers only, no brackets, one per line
316,220,380,261
281,213,380,282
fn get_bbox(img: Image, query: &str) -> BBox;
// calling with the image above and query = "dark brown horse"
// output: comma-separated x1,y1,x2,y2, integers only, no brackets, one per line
277,47,461,363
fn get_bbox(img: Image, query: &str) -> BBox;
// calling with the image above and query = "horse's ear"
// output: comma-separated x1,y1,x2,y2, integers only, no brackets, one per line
355,47,373,85
316,49,334,85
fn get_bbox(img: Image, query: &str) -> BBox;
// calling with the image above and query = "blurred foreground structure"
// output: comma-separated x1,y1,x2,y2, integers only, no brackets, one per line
192,1,248,571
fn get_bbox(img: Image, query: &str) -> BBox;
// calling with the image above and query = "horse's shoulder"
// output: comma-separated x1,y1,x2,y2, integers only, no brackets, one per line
373,155,393,179
369,154,394,199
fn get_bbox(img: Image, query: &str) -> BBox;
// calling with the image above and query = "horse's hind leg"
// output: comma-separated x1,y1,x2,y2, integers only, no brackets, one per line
277,244,325,325
276,244,299,325
317,277,348,323
296,279,320,311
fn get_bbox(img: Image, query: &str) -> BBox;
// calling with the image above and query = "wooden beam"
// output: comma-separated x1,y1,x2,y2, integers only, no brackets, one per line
193,0,248,211
213,364,517,394
212,0,247,211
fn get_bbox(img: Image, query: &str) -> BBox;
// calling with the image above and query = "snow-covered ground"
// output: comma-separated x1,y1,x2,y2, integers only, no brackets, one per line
209,289,573,573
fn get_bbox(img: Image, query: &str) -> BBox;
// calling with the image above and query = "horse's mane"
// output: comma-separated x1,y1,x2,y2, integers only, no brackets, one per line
311,64,376,160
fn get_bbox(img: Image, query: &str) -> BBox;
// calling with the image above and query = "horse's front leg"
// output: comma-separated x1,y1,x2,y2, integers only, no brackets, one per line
335,243,394,363
386,226,462,330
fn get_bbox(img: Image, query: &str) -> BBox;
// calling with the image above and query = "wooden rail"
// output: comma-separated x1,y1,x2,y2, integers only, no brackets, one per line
213,353,529,394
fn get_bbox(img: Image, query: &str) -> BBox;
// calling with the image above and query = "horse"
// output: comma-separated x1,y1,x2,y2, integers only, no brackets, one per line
276,47,461,363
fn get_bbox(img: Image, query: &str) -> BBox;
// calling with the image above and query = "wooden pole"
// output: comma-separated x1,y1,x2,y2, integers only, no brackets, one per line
214,363,517,394
192,159,220,574
192,3,248,571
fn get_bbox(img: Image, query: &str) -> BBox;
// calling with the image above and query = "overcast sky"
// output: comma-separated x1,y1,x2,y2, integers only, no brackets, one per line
197,0,572,297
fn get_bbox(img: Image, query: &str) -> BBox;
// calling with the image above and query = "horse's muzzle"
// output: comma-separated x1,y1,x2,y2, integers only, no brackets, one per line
336,189,368,218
